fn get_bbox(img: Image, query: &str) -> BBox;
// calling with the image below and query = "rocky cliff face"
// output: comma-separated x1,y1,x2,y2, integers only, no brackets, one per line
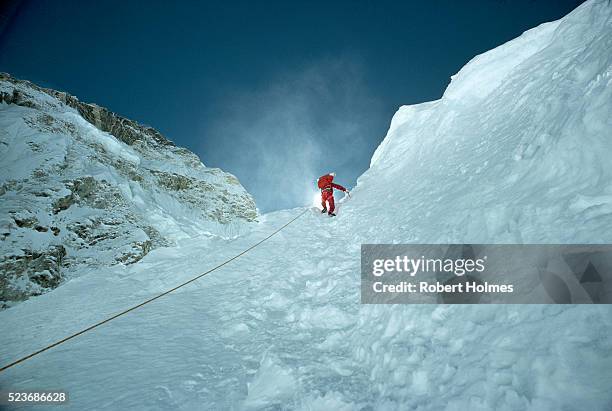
0,73,258,308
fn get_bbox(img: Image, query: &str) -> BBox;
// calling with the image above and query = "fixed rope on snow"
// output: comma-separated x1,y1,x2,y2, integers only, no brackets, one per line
0,208,309,373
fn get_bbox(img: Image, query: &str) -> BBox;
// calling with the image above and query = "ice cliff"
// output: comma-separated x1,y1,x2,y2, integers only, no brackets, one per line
360,0,612,244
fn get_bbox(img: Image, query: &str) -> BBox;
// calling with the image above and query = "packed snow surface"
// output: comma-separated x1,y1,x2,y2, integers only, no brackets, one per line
2,1,612,410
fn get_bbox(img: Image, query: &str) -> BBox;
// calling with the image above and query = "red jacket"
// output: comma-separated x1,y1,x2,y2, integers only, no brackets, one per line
318,174,346,192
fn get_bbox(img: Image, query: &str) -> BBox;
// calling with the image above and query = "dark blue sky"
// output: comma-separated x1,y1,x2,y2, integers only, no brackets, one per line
0,0,583,212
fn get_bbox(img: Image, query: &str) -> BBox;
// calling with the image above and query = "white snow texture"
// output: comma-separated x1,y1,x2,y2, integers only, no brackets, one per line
1,1,612,410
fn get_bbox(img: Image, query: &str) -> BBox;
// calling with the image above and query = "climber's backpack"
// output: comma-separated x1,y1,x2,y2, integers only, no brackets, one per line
317,174,333,190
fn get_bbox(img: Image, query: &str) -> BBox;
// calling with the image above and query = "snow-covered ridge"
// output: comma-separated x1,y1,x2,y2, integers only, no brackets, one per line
0,73,258,308
364,0,612,244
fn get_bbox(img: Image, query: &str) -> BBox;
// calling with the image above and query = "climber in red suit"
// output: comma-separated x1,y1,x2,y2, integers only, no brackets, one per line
317,172,350,217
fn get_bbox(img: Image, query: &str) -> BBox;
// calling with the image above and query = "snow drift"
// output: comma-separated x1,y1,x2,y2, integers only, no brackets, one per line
363,0,612,244
1,1,612,410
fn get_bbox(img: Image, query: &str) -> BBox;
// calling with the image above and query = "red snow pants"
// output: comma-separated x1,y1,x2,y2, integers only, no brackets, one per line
321,190,335,213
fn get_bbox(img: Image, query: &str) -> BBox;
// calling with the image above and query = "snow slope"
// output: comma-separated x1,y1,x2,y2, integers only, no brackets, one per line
2,1,612,410
364,0,612,244
0,74,257,308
